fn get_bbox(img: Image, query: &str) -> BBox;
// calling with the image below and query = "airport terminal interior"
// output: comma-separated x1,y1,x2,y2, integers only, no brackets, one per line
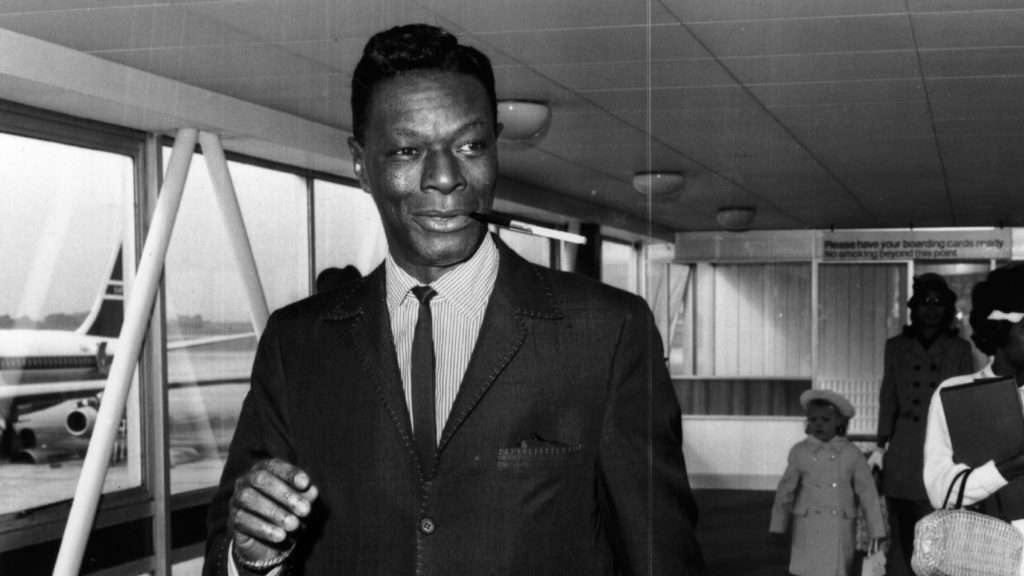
3,1,1024,574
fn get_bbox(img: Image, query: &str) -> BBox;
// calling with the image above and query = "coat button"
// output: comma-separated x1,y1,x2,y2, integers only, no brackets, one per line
912,399,920,405
419,517,436,535
914,381,921,388
915,364,921,370
832,510,838,515
930,382,937,388
831,482,838,488
913,416,920,422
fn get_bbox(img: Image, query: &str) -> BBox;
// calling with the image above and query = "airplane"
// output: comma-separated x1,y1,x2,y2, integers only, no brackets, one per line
0,243,257,464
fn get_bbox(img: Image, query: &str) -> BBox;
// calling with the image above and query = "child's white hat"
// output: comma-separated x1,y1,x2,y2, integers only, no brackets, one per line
800,389,855,418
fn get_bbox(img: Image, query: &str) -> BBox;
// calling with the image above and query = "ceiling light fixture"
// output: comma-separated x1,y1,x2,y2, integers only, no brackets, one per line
497,100,551,144
632,172,686,199
716,207,757,231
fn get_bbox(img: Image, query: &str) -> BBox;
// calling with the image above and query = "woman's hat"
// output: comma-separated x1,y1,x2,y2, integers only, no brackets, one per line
800,389,856,418
908,272,956,308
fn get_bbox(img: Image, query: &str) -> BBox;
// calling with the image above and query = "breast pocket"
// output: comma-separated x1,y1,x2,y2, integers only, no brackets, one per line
496,443,585,471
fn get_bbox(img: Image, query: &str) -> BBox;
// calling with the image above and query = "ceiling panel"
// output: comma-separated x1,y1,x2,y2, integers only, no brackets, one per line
912,8,1024,49
722,51,920,84
477,24,702,67
747,78,924,108
424,0,674,31
0,5,254,52
0,0,1022,233
687,15,914,58
662,0,908,22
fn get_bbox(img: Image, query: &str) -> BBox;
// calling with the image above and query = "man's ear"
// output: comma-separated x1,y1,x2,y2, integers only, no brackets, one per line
347,137,370,192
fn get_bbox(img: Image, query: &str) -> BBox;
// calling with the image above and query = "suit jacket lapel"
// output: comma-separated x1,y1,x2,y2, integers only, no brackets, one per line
325,267,417,456
438,284,525,452
437,239,562,454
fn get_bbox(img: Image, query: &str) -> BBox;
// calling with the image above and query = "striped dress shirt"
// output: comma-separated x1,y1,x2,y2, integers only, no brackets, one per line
228,238,498,576
385,234,499,440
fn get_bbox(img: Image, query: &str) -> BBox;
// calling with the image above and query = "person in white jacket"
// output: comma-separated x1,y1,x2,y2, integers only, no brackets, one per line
924,264,1024,574
771,389,886,576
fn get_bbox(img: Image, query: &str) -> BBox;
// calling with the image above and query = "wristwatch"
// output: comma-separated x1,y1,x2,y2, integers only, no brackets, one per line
231,540,295,574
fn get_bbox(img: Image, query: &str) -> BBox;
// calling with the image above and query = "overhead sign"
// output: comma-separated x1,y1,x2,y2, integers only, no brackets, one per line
821,230,1011,261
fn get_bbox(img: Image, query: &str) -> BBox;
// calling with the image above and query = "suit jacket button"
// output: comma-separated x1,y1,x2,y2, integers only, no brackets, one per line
419,517,436,535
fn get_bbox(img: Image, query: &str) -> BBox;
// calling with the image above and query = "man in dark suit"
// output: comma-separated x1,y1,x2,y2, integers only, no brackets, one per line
204,23,703,576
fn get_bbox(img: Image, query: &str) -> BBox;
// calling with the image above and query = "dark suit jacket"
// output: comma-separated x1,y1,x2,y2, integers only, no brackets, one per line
877,332,974,500
204,238,704,575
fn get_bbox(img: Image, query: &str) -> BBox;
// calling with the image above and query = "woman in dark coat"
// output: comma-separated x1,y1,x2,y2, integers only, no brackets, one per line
875,273,975,576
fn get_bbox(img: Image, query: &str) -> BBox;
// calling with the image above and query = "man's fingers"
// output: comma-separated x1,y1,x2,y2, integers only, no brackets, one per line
259,459,318,513
247,460,317,517
231,503,290,543
235,475,303,532
264,458,311,490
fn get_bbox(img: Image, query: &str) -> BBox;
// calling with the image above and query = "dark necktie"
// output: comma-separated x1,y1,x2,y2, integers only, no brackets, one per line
410,286,437,469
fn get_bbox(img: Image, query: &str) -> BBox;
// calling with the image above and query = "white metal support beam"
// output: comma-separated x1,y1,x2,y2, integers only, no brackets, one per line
53,128,199,576
53,127,274,575
199,131,270,334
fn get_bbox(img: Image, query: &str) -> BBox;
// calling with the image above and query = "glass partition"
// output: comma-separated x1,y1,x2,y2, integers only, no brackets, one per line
313,179,386,285
0,130,138,515
163,148,308,494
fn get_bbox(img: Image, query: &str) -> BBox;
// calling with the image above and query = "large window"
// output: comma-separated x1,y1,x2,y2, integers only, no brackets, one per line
601,238,637,294
497,229,554,268
163,148,309,494
0,127,141,514
313,179,386,284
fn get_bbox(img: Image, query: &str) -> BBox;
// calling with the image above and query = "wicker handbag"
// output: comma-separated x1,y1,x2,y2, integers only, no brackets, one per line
912,468,1024,576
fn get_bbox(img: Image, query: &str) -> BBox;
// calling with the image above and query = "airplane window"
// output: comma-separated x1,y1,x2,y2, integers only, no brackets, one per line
162,148,308,495
313,179,386,285
0,130,137,515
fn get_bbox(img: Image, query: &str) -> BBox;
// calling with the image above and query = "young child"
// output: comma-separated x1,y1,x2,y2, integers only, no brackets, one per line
770,389,886,576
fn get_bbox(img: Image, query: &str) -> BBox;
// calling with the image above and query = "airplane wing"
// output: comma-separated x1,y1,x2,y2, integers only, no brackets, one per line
0,380,104,403
167,332,256,350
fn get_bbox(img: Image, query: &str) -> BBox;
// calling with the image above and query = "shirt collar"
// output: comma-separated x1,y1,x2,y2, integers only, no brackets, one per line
385,233,499,314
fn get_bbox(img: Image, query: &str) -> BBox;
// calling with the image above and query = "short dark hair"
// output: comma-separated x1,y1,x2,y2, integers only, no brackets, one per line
350,24,498,144
970,264,1024,355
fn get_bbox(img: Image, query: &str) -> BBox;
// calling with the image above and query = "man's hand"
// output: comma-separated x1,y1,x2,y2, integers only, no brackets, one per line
228,458,319,567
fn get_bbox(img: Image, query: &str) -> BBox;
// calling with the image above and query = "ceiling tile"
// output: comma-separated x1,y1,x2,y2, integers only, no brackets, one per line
662,0,908,22
688,14,914,58
912,8,1024,49
920,46,1024,77
723,51,919,84
95,43,335,83
748,78,924,107
476,24,701,67
421,0,674,32
0,5,254,52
